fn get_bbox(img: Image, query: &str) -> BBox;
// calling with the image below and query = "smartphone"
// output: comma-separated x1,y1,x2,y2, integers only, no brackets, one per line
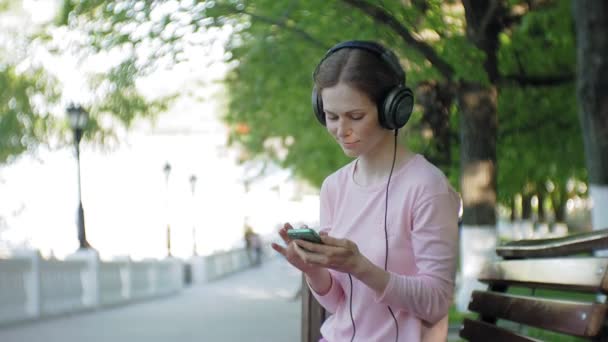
287,228,324,244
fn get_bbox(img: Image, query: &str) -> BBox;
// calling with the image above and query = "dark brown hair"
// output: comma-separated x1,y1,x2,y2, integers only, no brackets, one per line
313,48,401,106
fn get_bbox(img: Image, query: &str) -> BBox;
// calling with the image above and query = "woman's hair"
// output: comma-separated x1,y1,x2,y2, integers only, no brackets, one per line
313,48,401,105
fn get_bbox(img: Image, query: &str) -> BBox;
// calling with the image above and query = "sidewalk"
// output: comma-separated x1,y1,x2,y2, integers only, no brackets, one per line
0,256,302,342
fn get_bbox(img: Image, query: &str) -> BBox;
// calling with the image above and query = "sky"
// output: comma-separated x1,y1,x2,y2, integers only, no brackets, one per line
0,0,320,260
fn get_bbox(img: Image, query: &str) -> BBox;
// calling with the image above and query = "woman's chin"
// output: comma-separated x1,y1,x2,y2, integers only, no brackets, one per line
342,147,360,158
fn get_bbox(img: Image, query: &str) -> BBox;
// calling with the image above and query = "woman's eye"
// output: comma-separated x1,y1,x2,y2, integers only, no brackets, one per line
326,114,338,121
351,115,364,120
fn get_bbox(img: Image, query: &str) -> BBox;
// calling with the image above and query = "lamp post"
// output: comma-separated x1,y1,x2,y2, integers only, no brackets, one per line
189,174,198,256
66,103,91,249
163,162,172,257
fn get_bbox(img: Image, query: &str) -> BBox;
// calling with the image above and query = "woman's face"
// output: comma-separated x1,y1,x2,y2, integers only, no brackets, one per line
321,82,389,158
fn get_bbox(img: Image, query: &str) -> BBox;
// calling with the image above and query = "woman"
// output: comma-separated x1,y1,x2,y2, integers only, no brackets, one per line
271,41,460,342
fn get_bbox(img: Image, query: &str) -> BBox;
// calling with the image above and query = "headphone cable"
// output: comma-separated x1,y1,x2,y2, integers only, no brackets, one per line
347,130,399,342
348,273,356,342
384,129,399,342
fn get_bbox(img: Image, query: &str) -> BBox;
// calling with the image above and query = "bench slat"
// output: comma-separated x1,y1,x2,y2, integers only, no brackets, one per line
478,257,608,293
460,318,541,342
496,227,608,258
468,291,607,337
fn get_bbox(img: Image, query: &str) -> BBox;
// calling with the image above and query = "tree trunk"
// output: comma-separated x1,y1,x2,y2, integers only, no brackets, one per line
573,1,608,231
522,193,532,221
552,188,567,224
455,82,498,311
456,0,501,312
537,191,545,223
416,81,456,175
509,197,516,222
458,83,498,225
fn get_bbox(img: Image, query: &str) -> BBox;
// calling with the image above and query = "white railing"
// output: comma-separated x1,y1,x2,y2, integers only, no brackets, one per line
39,259,87,315
0,250,183,326
99,260,130,306
0,245,273,327
190,243,277,283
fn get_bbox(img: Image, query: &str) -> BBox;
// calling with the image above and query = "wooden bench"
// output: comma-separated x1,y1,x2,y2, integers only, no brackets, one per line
301,276,326,342
460,227,608,341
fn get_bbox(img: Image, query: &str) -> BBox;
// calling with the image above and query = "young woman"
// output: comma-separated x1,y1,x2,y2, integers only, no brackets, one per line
271,41,460,342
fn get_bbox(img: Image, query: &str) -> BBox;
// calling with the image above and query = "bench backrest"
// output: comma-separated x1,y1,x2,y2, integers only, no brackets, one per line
460,227,608,341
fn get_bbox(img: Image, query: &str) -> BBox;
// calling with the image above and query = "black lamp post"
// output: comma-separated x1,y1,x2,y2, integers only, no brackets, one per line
163,162,172,257
66,103,91,249
189,174,198,256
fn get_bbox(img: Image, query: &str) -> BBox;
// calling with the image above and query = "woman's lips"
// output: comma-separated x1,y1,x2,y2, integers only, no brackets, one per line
341,141,359,148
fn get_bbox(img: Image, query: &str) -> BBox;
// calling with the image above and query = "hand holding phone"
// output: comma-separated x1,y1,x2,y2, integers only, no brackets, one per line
287,228,324,244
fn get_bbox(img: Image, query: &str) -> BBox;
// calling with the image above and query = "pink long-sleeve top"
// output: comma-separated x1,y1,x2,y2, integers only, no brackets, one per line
311,154,460,342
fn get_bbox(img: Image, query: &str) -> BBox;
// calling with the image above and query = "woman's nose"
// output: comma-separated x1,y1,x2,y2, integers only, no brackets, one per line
336,119,351,137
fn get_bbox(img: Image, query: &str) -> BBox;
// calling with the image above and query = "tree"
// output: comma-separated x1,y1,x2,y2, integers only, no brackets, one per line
573,1,608,233
0,0,173,165
68,0,584,310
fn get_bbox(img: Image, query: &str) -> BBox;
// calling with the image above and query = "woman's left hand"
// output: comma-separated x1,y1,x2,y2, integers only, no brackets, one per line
293,232,369,276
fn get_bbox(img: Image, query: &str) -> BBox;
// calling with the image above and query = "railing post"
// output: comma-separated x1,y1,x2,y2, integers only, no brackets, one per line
67,249,100,308
17,250,41,319
190,255,206,284
117,257,132,302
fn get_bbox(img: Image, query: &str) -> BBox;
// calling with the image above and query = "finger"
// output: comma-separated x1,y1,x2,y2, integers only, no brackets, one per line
293,242,309,261
278,228,291,244
320,234,349,248
294,240,326,254
295,244,328,266
278,223,295,244
271,242,286,256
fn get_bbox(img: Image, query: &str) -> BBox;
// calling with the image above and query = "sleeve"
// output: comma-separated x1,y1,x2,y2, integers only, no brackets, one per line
307,177,345,314
375,191,460,324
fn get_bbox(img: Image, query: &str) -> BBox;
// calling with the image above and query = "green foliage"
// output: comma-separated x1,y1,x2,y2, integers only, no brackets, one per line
0,0,175,164
63,0,586,202
438,36,488,84
86,57,175,145
201,0,454,186
0,65,60,164
497,0,584,203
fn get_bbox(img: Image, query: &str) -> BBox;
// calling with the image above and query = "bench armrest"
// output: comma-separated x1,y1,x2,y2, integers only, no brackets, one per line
496,227,608,259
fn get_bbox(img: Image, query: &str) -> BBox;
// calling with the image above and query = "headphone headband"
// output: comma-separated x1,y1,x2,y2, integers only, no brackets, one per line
313,40,406,84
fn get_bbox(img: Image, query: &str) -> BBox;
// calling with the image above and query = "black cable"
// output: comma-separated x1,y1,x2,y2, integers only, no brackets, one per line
348,129,400,342
348,274,356,342
384,129,399,342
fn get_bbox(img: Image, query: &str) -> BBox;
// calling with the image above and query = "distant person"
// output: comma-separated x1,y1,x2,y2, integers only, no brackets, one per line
272,41,460,341
244,224,263,266
249,231,263,266
244,224,254,265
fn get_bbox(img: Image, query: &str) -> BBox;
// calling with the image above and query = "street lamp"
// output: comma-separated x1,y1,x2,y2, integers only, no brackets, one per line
66,103,91,249
189,174,198,256
163,162,172,257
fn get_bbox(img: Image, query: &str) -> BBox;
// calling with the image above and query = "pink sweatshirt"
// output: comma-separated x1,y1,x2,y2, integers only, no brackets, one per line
310,154,460,342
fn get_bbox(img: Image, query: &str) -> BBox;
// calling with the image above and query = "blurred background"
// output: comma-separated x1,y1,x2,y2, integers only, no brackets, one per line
0,0,321,260
0,0,606,341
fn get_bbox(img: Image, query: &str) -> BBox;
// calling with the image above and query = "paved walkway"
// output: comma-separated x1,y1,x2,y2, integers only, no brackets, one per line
0,257,302,342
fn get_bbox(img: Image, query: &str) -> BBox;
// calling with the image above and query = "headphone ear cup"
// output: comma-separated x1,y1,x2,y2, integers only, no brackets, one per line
382,86,414,130
311,86,326,126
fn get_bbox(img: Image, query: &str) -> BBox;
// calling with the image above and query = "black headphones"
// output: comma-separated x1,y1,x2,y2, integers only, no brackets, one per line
311,40,414,130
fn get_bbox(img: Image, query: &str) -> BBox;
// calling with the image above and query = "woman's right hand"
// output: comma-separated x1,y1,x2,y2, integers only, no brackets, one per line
271,222,323,275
